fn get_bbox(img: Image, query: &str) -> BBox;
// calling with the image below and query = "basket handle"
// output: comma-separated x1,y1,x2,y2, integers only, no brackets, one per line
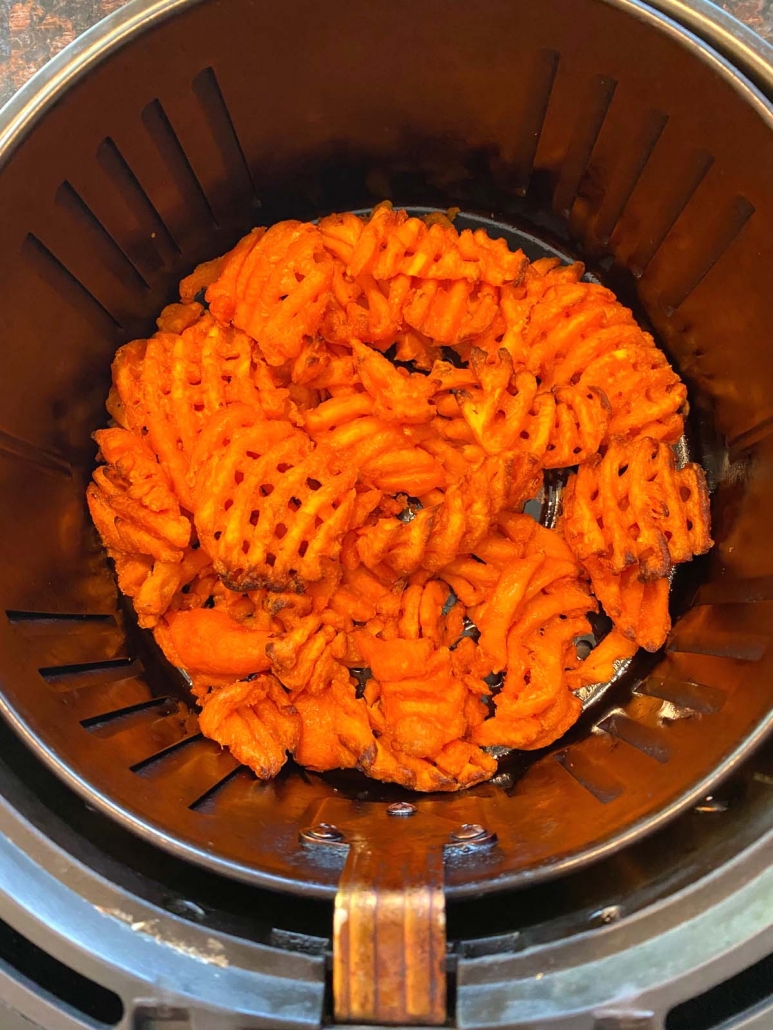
334,836,446,1024
301,799,496,1025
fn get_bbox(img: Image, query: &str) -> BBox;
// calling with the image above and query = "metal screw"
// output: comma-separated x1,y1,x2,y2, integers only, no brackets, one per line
449,823,496,845
300,822,344,843
386,801,417,817
165,897,206,922
591,905,622,925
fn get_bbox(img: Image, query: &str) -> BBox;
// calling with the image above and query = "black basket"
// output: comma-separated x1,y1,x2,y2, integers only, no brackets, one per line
1,0,772,911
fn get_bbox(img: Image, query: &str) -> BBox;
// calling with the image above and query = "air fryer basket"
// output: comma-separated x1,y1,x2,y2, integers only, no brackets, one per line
1,0,773,1019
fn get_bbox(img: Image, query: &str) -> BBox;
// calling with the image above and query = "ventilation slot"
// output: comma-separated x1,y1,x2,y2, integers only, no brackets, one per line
141,98,217,228
592,108,668,244
0,914,123,1026
82,700,199,773
555,746,624,803
637,674,726,715
0,429,73,478
665,601,770,662
133,737,240,810
188,765,244,812
79,695,167,730
130,731,203,773
666,952,773,1030
7,611,114,623
191,66,256,214
658,195,755,313
627,148,714,275
29,178,151,327
7,610,126,668
553,74,617,216
599,714,670,763
55,181,149,292
39,657,140,686
61,675,153,723
96,136,180,268
667,626,767,662
729,415,773,457
511,49,560,195
21,233,120,333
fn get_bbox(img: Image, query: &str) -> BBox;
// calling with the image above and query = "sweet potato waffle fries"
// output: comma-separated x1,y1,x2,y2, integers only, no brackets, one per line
87,204,712,792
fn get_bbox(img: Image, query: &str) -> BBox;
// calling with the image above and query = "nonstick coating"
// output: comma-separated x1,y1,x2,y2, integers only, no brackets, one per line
1,0,773,898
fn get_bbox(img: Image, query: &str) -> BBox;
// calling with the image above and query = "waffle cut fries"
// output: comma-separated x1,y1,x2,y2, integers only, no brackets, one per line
87,204,712,791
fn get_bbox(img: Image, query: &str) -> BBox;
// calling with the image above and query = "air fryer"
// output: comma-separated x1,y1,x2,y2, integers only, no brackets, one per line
0,0,772,1026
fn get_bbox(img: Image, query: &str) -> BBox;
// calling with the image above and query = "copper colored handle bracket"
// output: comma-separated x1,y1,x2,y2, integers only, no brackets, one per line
302,802,496,1025
334,839,446,1025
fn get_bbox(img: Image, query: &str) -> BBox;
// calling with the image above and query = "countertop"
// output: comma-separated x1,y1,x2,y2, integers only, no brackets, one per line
1,0,773,108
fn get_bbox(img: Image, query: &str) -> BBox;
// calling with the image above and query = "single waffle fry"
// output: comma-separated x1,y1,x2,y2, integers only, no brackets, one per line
89,429,190,556
155,607,273,677
566,629,638,689
678,462,713,556
156,301,204,334
345,202,527,286
179,254,228,303
197,430,358,591
351,340,438,423
208,221,334,364
107,338,148,432
476,553,545,669
198,675,300,779
293,666,377,771
562,437,712,581
582,557,671,652
131,317,271,509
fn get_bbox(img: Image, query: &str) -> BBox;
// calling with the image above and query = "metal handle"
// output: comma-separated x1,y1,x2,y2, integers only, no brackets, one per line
301,799,497,1025
334,838,446,1025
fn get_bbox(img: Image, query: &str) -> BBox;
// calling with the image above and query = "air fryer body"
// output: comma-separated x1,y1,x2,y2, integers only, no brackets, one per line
0,0,772,1026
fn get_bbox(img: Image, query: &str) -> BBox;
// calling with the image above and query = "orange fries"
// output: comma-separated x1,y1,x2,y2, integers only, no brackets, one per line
87,205,712,791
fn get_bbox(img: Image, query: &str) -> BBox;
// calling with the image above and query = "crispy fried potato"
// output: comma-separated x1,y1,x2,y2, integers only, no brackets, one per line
198,675,300,779
87,208,711,792
567,629,638,690
155,608,273,677
561,437,712,579
293,667,377,771
208,221,334,365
